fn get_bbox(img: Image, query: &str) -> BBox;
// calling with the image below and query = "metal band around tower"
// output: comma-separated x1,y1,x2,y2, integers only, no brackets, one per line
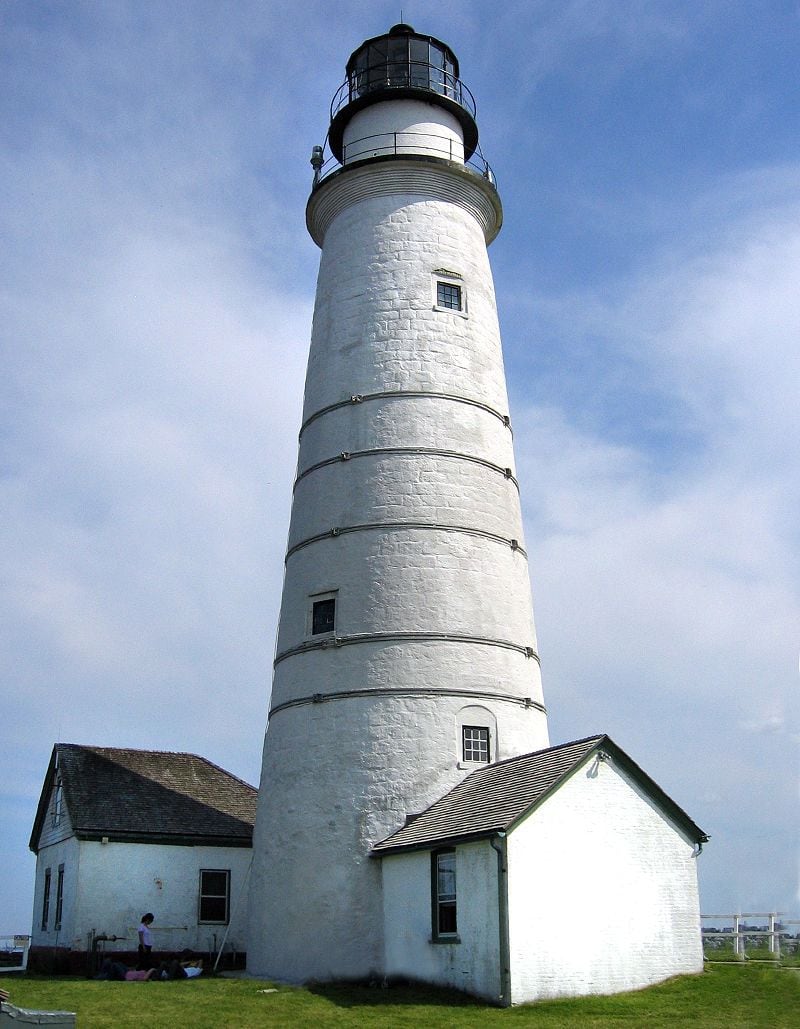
306,157,503,246
274,631,540,667
269,686,547,720
285,521,528,562
299,389,512,437
294,447,519,491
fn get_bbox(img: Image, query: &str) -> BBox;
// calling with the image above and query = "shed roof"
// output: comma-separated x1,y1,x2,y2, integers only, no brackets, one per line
30,744,257,852
373,734,707,854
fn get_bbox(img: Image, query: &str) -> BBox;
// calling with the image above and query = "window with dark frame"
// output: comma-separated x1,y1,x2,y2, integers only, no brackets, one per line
436,280,462,311
462,725,490,763
432,849,457,939
41,867,51,931
312,596,336,635
54,864,64,930
199,868,230,924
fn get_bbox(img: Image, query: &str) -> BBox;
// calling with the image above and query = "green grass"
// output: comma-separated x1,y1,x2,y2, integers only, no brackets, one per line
704,943,800,965
3,964,798,1028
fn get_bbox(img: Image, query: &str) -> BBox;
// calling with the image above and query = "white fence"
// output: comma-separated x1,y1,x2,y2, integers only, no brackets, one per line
702,912,800,960
0,935,30,972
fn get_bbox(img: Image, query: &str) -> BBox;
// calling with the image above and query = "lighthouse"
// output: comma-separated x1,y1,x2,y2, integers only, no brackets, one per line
248,23,549,982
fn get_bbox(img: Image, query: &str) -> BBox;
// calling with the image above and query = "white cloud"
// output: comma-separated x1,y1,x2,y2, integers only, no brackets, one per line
511,172,800,911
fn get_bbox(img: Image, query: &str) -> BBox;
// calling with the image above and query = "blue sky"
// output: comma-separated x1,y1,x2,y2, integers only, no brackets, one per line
2,0,798,938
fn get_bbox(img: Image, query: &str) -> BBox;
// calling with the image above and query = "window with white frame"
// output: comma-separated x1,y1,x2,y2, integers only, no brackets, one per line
432,270,467,316
455,705,496,767
437,280,462,310
462,725,490,763
431,848,458,939
199,869,230,924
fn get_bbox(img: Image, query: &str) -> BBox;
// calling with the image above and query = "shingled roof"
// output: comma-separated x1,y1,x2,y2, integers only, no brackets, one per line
30,744,257,851
373,734,707,854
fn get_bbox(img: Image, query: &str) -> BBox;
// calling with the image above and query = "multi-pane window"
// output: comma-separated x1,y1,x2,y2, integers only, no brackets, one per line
432,849,457,938
41,867,51,931
312,597,336,635
462,725,490,763
54,864,64,931
436,280,462,311
52,775,63,826
199,869,230,924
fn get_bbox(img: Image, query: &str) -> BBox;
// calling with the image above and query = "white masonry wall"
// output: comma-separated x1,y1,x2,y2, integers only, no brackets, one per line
381,841,501,1002
30,836,80,950
506,756,704,1003
250,156,548,982
32,839,251,957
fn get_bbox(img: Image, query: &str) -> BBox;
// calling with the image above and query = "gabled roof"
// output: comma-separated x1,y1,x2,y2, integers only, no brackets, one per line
373,734,708,855
30,744,257,852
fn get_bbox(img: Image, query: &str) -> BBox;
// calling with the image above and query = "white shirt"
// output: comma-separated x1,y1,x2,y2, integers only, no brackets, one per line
138,922,154,947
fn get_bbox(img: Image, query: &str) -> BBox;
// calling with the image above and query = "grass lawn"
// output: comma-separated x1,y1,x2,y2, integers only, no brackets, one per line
3,964,797,1028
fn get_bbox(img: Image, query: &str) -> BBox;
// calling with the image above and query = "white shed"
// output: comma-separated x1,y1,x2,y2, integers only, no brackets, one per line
374,735,708,1005
29,745,256,973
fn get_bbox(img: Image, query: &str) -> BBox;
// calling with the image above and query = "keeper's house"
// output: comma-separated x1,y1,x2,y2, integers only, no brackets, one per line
29,744,256,972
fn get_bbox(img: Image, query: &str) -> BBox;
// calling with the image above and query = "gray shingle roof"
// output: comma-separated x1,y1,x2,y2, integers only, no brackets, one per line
30,744,257,851
373,734,707,854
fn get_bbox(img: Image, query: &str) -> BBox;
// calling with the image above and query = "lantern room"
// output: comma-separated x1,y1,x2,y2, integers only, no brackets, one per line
328,23,480,163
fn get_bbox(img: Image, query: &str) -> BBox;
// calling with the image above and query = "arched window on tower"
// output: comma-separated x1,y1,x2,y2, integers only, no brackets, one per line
455,705,496,767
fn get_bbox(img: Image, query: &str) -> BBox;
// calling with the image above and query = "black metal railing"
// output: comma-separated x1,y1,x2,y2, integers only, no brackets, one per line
312,130,496,189
330,62,477,122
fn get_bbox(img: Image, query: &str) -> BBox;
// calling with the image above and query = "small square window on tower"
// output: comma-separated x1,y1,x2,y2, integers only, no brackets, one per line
437,280,462,310
311,595,336,635
432,269,467,317
462,725,490,763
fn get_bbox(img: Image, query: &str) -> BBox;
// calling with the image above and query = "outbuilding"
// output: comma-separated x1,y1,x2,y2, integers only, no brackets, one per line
374,734,708,1005
29,744,256,972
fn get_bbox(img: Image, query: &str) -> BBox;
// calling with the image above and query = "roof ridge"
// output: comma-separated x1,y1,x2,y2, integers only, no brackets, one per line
58,744,257,789
62,744,204,758
462,733,607,776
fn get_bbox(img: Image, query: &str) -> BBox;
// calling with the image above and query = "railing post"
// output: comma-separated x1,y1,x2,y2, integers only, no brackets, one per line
733,914,742,958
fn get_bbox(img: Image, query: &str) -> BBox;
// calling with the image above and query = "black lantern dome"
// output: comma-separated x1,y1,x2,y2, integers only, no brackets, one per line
328,23,480,162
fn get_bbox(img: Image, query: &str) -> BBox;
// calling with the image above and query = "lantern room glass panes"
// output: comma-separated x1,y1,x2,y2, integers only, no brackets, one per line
348,35,459,104
409,38,429,88
387,37,407,85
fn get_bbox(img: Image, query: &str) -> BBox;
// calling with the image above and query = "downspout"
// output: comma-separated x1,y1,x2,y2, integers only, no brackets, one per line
489,832,511,1007
213,854,254,973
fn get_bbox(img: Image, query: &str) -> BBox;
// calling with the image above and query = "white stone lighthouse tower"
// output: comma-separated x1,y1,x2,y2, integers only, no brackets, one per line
249,23,548,982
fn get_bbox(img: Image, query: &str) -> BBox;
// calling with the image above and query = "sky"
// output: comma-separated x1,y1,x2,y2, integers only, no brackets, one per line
1,0,798,938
